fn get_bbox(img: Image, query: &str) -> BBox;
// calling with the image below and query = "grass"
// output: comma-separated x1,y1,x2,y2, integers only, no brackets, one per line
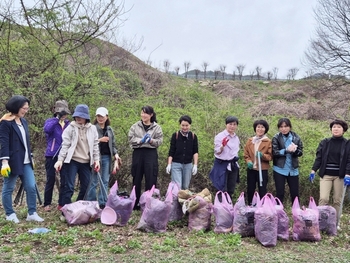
0,192,350,263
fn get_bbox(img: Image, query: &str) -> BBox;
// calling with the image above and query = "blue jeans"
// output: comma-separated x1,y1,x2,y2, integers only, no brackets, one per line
171,162,192,190
86,155,110,205
2,164,37,215
62,160,91,205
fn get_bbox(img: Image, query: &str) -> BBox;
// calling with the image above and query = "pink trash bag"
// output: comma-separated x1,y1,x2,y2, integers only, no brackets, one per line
137,185,173,233
270,196,290,241
317,205,337,236
105,181,136,226
188,195,213,231
166,181,184,221
213,191,234,233
292,196,321,241
254,194,278,247
233,192,260,237
139,187,161,213
61,201,101,225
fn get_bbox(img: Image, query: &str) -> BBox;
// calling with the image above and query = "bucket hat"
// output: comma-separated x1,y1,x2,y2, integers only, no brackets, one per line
100,206,117,225
72,104,90,120
54,100,71,114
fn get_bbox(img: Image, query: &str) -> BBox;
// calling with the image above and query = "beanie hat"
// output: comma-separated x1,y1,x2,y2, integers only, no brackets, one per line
95,107,108,117
225,116,239,125
72,104,90,120
54,100,71,114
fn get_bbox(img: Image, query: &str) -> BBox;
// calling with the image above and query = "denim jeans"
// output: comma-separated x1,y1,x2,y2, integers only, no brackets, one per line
62,160,91,205
171,162,192,190
2,164,37,215
86,155,110,205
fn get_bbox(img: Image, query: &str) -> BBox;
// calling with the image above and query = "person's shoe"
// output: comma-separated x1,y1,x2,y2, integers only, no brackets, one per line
57,205,63,211
99,204,106,209
6,213,19,223
26,212,44,222
44,205,51,212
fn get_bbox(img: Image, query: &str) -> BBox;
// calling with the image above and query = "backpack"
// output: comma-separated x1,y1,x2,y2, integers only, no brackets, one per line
176,131,195,140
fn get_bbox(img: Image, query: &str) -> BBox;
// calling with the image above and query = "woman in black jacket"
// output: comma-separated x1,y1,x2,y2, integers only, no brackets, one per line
310,119,350,230
272,118,303,204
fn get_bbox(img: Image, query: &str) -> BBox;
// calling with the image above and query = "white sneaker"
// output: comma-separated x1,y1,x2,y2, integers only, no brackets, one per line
26,212,44,222
6,213,19,223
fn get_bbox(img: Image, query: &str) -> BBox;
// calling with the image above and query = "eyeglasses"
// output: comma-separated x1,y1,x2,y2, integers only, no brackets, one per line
21,107,30,111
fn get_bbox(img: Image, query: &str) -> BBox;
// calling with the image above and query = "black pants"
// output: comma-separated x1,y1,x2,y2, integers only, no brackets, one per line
131,148,158,207
246,169,268,205
273,171,299,204
224,168,238,200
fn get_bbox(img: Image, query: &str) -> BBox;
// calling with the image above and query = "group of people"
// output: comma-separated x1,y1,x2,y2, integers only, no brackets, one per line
0,96,348,229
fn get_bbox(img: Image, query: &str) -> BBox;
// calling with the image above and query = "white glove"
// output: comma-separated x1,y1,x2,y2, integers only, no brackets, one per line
287,142,297,153
166,164,171,174
54,160,63,171
192,165,198,175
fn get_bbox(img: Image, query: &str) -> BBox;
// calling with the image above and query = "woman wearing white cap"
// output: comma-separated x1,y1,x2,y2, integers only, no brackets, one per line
86,107,121,209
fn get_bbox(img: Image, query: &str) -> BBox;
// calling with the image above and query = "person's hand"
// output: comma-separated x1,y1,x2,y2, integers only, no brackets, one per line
166,164,171,174
54,160,63,171
247,162,253,169
99,136,109,143
57,111,67,119
94,161,100,172
222,137,229,147
309,172,315,183
140,134,151,144
192,165,198,175
287,142,298,153
256,151,263,158
344,175,350,186
1,161,11,177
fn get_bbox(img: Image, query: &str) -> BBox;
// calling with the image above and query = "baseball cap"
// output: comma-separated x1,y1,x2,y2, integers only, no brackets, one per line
96,107,108,117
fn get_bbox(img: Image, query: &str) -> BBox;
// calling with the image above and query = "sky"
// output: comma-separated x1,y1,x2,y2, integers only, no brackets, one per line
119,0,319,79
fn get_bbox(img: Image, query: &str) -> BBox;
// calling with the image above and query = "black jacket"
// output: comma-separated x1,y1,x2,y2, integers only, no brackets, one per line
168,131,198,164
311,137,350,178
272,131,303,169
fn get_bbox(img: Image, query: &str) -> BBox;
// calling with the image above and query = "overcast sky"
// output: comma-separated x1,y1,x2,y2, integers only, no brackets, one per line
120,0,319,79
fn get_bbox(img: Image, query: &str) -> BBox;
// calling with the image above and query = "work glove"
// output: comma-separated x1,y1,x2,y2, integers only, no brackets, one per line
256,151,263,158
54,160,63,171
94,161,100,172
286,142,297,153
192,165,198,175
166,164,171,174
1,161,11,177
222,137,229,147
344,175,350,186
309,172,315,183
247,162,253,169
140,134,151,144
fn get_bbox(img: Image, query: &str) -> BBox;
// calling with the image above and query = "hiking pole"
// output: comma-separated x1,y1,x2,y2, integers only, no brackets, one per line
14,183,24,205
35,183,42,205
257,153,263,187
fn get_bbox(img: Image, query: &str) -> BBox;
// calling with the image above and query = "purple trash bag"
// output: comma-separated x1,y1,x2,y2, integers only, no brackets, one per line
270,195,290,241
232,192,260,237
61,201,101,225
166,181,184,221
188,195,213,231
317,205,337,236
105,181,136,226
292,196,321,241
139,187,160,213
213,191,234,233
137,185,173,233
254,194,278,247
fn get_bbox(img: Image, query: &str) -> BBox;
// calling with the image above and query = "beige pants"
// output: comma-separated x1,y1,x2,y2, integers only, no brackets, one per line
319,175,344,224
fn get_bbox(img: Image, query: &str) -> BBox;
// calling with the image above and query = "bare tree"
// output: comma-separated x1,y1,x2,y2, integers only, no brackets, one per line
163,59,171,73
249,70,255,80
272,67,279,80
194,68,200,80
267,71,272,81
214,69,220,80
220,64,226,80
305,69,314,79
202,62,209,79
232,70,236,80
174,66,180,76
236,64,245,80
256,66,262,80
304,0,350,76
184,61,191,78
288,67,299,80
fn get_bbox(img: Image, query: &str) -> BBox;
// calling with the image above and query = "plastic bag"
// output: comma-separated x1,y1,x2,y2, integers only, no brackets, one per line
213,191,234,233
105,181,136,226
61,201,101,225
188,195,212,231
139,187,160,213
292,196,321,241
137,185,173,233
232,192,259,237
270,196,290,241
317,205,337,236
254,194,278,247
166,181,184,221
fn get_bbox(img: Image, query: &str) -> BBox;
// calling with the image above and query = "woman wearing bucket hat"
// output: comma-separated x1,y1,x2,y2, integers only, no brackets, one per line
0,95,44,223
43,100,71,211
86,107,122,209
54,104,100,205
128,105,163,210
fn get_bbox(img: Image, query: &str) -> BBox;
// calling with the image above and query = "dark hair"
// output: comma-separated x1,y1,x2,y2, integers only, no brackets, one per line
253,120,269,134
179,115,192,124
5,95,30,114
330,119,348,132
225,116,239,125
93,118,111,126
277,117,292,129
142,105,157,123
